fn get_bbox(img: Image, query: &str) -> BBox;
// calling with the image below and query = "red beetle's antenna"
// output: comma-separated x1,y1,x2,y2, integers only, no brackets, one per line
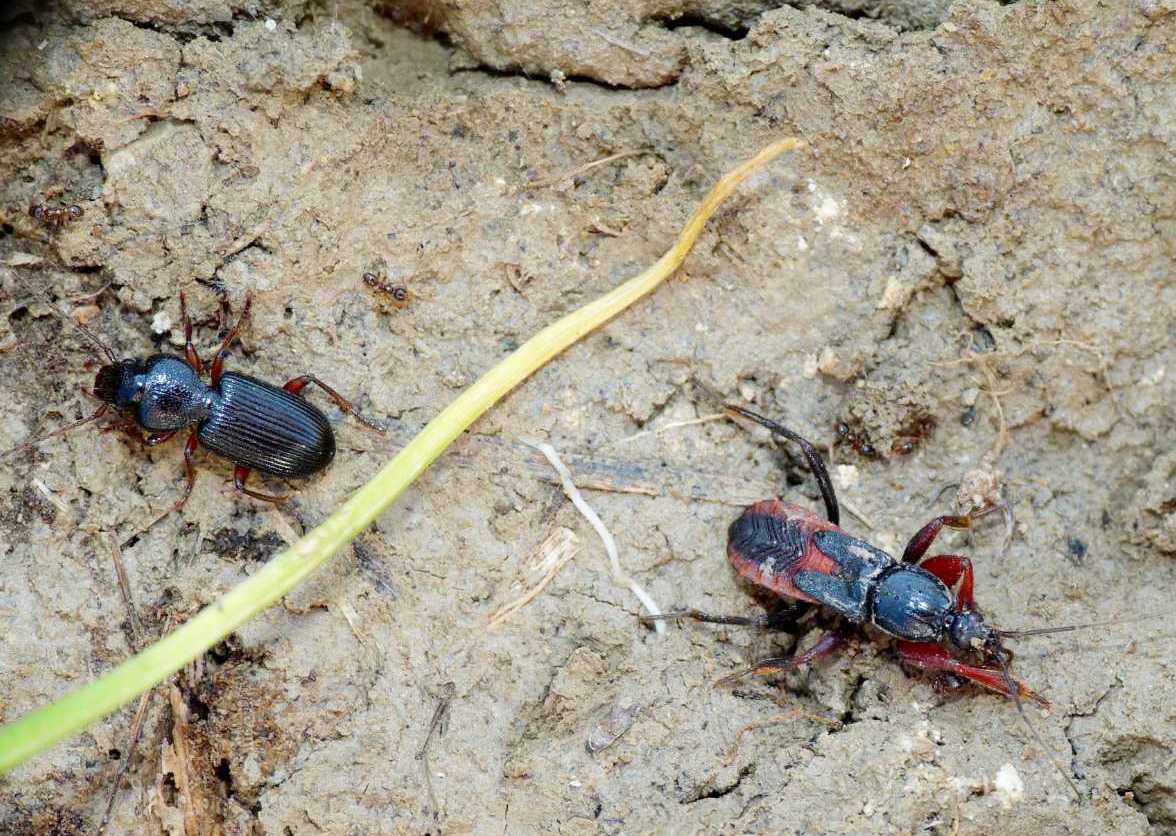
995,614,1162,639
993,647,1084,801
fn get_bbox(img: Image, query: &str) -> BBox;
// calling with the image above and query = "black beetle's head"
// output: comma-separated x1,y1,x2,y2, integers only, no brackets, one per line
93,359,145,407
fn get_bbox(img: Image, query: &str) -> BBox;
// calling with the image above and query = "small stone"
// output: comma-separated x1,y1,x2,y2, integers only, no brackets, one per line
151,310,173,335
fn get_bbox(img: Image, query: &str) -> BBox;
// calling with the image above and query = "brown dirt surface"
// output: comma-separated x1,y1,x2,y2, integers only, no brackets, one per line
0,1,1173,833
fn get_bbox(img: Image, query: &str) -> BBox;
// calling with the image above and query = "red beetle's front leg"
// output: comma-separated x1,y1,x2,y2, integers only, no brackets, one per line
897,641,1047,707
902,503,1008,564
918,554,975,610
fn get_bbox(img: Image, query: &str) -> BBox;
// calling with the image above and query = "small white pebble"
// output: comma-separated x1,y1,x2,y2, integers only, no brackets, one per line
151,310,173,335
569,779,582,788
264,18,277,31
835,464,859,489
797,235,809,251
815,196,840,222
37,40,49,50
877,276,909,310
994,763,1024,808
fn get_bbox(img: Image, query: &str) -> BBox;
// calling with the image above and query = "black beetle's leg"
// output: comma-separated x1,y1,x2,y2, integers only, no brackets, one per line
901,504,1005,563
642,603,809,631
146,430,177,446
171,429,201,512
283,375,386,434
179,291,204,376
724,405,840,526
210,293,252,387
103,415,147,447
0,404,108,461
233,465,288,503
715,628,848,688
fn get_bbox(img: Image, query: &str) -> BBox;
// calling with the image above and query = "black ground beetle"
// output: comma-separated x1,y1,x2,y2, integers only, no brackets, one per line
8,291,382,512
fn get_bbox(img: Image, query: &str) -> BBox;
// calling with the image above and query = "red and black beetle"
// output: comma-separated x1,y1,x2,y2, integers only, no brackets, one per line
648,405,1047,705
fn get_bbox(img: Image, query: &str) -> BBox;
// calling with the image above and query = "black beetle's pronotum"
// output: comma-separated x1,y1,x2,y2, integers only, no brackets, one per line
6,291,383,512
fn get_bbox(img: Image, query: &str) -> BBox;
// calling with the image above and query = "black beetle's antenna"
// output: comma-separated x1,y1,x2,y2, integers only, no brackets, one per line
7,275,118,364
71,317,118,364
0,404,109,460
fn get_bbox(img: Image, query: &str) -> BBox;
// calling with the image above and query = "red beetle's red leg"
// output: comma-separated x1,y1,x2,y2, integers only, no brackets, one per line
179,291,203,375
210,293,252,387
902,503,1005,563
897,641,1047,706
642,604,809,631
283,375,385,434
170,429,201,512
918,554,975,609
233,465,288,503
716,628,848,687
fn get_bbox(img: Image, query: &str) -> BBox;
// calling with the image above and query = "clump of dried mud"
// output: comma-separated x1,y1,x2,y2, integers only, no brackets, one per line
0,1,1172,833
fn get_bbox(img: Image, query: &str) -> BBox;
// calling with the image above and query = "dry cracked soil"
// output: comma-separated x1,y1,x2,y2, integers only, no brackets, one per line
0,0,1173,834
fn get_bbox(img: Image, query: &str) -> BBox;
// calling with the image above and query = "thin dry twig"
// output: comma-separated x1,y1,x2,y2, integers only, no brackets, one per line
720,710,842,768
418,681,456,822
929,338,1107,370
31,477,70,518
588,28,651,57
521,150,647,192
96,691,152,836
613,413,726,446
529,441,666,632
976,360,1009,459
931,350,1010,459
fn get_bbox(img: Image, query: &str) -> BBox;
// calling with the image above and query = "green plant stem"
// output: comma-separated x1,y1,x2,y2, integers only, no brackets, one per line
0,137,803,774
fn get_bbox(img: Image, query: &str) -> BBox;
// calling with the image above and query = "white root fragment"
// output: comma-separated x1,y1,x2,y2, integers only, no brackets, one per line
530,441,666,633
